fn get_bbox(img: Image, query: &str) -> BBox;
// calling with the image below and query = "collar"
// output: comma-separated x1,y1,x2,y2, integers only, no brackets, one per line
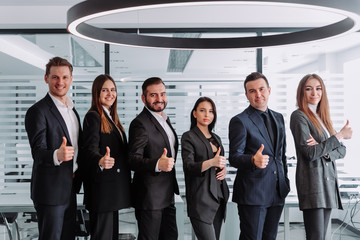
48,92,74,109
102,105,112,120
145,106,168,121
249,105,268,115
308,103,318,114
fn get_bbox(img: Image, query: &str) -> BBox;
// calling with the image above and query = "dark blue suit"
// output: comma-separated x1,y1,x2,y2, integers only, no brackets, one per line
229,105,290,240
25,93,82,240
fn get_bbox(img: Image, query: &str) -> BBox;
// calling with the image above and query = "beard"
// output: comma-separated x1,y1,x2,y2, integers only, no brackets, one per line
145,98,167,112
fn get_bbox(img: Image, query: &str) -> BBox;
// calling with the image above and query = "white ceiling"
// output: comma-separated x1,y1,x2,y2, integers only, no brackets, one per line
0,0,359,80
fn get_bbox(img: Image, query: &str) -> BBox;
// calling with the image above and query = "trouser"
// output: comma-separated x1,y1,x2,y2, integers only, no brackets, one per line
135,203,178,240
303,208,332,240
90,210,119,240
190,202,225,240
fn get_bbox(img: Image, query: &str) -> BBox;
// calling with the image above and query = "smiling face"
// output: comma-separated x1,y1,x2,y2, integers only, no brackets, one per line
100,79,117,110
245,78,271,111
304,77,322,106
193,101,214,129
142,83,167,113
45,66,72,103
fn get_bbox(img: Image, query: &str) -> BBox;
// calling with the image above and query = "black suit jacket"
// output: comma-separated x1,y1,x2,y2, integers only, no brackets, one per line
128,107,179,210
82,111,132,213
181,127,229,224
229,105,290,206
25,93,82,206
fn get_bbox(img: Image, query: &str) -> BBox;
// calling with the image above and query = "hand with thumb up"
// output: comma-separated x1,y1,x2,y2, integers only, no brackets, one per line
99,146,115,169
57,136,74,162
158,148,175,172
336,120,353,140
253,144,269,169
211,147,226,168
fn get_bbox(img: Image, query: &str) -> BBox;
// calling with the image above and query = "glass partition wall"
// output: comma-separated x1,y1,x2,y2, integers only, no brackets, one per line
0,31,359,197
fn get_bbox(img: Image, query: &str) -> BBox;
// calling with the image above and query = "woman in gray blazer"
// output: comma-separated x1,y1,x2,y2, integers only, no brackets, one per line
290,74,352,240
181,97,229,240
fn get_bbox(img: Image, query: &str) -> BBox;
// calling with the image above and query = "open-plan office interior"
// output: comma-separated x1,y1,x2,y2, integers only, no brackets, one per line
0,0,360,239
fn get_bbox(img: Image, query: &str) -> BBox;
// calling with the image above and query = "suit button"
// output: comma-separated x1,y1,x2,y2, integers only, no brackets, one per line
326,163,329,166
117,169,120,173
326,177,329,181
273,171,277,174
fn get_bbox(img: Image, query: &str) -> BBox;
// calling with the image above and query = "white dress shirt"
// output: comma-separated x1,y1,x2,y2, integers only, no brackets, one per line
49,93,79,173
146,107,176,172
308,103,330,138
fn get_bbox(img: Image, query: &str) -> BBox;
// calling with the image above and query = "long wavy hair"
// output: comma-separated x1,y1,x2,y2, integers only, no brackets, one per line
190,97,217,131
296,74,335,135
89,74,124,133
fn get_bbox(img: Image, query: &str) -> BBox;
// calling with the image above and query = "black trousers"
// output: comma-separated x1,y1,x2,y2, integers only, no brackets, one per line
135,203,178,240
89,210,119,240
190,202,225,240
237,204,284,240
303,208,332,240
35,190,76,240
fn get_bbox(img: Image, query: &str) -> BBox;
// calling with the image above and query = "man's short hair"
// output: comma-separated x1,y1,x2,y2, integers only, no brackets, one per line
45,57,73,76
244,72,269,92
142,77,165,95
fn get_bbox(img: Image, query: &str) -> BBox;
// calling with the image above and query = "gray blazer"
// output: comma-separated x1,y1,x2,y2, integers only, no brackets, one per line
290,109,346,210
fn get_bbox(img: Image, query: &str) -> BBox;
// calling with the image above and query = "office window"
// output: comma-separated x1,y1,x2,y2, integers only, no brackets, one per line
263,32,360,178
0,33,103,193
1,31,359,196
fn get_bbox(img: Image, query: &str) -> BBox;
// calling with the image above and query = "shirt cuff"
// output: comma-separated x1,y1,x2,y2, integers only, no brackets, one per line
155,159,161,172
99,164,104,171
53,149,62,166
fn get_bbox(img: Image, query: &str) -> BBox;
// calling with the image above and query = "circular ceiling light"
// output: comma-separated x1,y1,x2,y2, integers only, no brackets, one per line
67,0,360,50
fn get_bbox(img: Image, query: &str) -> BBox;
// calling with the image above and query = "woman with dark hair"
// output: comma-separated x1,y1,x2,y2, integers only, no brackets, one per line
181,97,229,240
290,74,352,240
82,74,132,240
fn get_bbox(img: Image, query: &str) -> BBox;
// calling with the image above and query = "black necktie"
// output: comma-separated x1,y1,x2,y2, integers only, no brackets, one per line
262,112,275,147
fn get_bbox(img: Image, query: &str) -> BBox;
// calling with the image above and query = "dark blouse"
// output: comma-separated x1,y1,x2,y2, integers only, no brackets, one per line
207,136,224,200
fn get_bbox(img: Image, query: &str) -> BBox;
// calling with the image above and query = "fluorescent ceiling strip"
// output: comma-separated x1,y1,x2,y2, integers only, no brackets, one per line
0,35,54,70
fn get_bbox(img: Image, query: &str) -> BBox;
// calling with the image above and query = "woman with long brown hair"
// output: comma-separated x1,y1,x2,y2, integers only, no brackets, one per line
290,74,352,240
82,74,131,239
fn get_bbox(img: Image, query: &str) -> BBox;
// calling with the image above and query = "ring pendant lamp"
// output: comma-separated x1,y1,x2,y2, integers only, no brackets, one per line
67,0,360,50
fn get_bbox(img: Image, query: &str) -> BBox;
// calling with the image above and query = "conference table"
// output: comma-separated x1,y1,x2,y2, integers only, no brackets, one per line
0,192,357,240
0,192,185,240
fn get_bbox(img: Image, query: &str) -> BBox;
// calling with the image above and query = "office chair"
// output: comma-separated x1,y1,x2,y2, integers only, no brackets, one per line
75,209,90,240
0,212,20,240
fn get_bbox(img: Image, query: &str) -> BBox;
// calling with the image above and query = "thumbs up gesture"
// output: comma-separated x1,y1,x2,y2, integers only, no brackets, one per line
211,147,226,168
253,144,269,169
336,120,353,140
99,146,115,169
158,148,175,172
57,137,74,162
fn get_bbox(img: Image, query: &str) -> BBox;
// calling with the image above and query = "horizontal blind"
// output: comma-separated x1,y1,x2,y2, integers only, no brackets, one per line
0,79,36,194
0,75,346,196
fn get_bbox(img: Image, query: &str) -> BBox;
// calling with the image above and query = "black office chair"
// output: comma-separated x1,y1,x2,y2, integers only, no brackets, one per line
0,212,20,240
75,209,90,240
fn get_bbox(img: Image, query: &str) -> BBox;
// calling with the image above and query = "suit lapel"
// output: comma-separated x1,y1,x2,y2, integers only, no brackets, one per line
247,107,274,154
143,108,173,157
193,127,213,158
166,117,178,153
104,113,125,143
45,94,73,146
192,127,218,199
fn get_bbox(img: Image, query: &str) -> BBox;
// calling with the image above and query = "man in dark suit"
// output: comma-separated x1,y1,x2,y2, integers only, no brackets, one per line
229,72,290,240
25,57,82,240
128,77,179,240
